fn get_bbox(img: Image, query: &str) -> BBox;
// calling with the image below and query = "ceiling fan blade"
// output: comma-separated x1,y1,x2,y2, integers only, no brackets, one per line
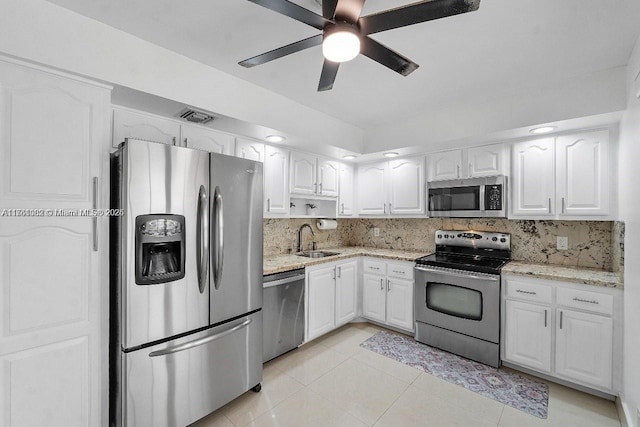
359,0,480,35
322,0,339,19
248,0,331,30
239,34,323,67
334,0,366,23
318,60,340,91
360,36,419,76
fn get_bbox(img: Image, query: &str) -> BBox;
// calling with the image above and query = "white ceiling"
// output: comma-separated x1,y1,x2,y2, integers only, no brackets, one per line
45,0,640,134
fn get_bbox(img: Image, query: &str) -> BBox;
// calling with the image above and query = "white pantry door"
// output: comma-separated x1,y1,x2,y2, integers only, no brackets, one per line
0,59,110,427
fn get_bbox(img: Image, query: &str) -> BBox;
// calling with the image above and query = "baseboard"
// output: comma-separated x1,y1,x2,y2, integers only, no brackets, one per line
617,394,635,427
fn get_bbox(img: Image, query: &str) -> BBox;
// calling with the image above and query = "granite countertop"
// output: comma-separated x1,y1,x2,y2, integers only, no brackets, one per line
502,261,623,289
263,246,429,275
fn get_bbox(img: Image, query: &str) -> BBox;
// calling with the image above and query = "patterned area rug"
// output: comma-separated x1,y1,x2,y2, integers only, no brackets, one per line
360,330,549,418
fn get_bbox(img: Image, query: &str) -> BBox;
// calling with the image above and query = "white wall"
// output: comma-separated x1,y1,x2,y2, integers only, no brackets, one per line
0,0,364,154
618,33,640,427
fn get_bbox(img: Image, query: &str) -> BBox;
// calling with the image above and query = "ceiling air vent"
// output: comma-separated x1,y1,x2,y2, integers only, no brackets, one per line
178,108,216,124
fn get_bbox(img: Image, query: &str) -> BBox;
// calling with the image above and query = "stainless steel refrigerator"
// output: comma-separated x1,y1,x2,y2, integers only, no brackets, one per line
110,138,263,427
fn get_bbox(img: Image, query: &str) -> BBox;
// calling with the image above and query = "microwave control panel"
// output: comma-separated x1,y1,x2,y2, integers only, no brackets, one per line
485,184,503,210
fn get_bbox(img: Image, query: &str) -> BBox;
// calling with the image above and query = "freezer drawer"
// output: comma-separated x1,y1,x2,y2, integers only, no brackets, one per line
119,311,262,427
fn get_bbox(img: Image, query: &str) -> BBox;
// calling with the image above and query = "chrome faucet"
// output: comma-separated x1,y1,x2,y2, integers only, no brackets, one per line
298,223,315,253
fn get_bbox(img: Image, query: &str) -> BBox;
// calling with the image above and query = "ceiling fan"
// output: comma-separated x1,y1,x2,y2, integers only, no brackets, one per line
239,0,481,91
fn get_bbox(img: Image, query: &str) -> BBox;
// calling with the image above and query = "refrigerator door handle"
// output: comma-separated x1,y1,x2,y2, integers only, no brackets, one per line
196,185,209,294
148,318,252,357
212,186,224,290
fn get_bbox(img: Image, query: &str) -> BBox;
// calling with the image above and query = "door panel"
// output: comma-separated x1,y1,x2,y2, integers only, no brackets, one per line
389,157,425,214
307,267,336,340
236,138,265,162
121,141,210,348
386,277,414,331
290,152,317,195
362,273,386,322
429,150,462,181
504,300,551,372
511,138,555,216
338,163,354,216
264,146,289,214
209,155,263,325
182,124,234,155
318,159,339,197
113,108,179,148
357,163,388,215
335,261,357,326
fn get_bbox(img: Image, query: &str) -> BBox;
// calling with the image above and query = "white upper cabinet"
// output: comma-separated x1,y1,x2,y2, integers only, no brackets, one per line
429,144,507,181
429,150,462,181
389,156,425,215
290,152,338,198
556,130,610,216
236,138,265,163
338,163,355,216
467,143,506,178
511,130,611,219
112,107,180,148
358,156,425,216
290,151,317,195
511,138,556,217
181,124,234,155
357,162,389,215
317,158,339,197
264,145,289,215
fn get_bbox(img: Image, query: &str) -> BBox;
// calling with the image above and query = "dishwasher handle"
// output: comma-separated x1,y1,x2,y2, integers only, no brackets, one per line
263,274,305,288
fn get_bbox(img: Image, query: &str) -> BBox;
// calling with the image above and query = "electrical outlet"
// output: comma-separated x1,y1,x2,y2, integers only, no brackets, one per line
374,228,380,237
557,236,568,250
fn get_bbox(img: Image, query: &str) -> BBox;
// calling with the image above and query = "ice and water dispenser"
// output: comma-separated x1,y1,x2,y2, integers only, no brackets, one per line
135,215,186,285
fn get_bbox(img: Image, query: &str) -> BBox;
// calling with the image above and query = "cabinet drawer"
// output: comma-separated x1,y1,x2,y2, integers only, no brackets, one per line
557,287,613,315
505,278,552,304
387,262,414,280
363,259,385,276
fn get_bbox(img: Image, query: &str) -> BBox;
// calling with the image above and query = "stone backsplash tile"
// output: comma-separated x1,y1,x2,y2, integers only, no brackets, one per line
264,218,621,271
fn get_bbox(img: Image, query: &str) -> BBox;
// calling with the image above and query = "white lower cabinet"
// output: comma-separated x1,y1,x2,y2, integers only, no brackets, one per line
555,309,613,389
504,300,552,372
502,275,621,394
306,260,358,341
361,259,414,332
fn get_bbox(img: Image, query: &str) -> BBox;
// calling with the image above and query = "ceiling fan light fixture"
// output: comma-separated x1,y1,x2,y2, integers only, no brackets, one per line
322,24,360,63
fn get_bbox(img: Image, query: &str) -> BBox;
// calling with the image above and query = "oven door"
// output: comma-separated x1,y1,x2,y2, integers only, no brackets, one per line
414,266,500,343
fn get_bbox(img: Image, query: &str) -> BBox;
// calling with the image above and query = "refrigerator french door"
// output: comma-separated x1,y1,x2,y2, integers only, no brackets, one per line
110,139,263,427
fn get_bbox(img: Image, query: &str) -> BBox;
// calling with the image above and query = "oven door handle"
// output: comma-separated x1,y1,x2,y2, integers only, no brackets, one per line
414,266,500,281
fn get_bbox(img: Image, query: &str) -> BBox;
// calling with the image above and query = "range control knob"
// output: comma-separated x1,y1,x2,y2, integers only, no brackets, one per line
444,234,449,238
437,234,442,239
500,238,507,243
492,237,498,242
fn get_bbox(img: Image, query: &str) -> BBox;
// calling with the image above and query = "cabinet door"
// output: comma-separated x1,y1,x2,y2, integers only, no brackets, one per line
556,131,609,216
357,162,388,215
389,156,425,215
290,152,317,195
318,159,339,197
307,266,336,341
429,150,462,181
386,277,414,331
0,61,110,427
467,143,505,177
511,138,555,217
264,145,289,215
236,138,265,162
504,300,552,373
112,107,180,148
338,163,354,216
362,274,386,322
335,261,358,326
556,309,613,389
181,124,234,155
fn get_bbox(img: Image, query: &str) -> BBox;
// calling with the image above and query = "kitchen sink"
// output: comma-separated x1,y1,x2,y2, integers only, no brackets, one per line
297,251,340,258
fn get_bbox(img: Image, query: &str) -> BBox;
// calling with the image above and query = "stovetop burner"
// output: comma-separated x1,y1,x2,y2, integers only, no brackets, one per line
415,229,512,274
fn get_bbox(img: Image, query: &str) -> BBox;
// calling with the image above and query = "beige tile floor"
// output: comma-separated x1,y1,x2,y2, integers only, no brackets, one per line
191,323,621,427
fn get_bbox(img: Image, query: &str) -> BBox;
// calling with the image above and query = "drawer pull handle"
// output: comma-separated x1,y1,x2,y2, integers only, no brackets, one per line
573,297,599,305
516,289,537,295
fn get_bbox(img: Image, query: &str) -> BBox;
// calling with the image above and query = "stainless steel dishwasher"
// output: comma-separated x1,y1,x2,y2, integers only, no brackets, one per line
263,268,305,362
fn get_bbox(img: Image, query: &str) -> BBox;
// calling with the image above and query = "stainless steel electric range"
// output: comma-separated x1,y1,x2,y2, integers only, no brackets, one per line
414,230,511,368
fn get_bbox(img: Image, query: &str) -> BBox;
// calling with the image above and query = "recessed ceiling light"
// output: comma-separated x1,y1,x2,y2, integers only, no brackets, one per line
265,135,286,143
383,152,399,158
342,155,357,160
530,126,557,134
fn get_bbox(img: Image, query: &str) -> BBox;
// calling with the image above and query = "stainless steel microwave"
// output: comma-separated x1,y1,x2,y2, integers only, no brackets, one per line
427,175,507,218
